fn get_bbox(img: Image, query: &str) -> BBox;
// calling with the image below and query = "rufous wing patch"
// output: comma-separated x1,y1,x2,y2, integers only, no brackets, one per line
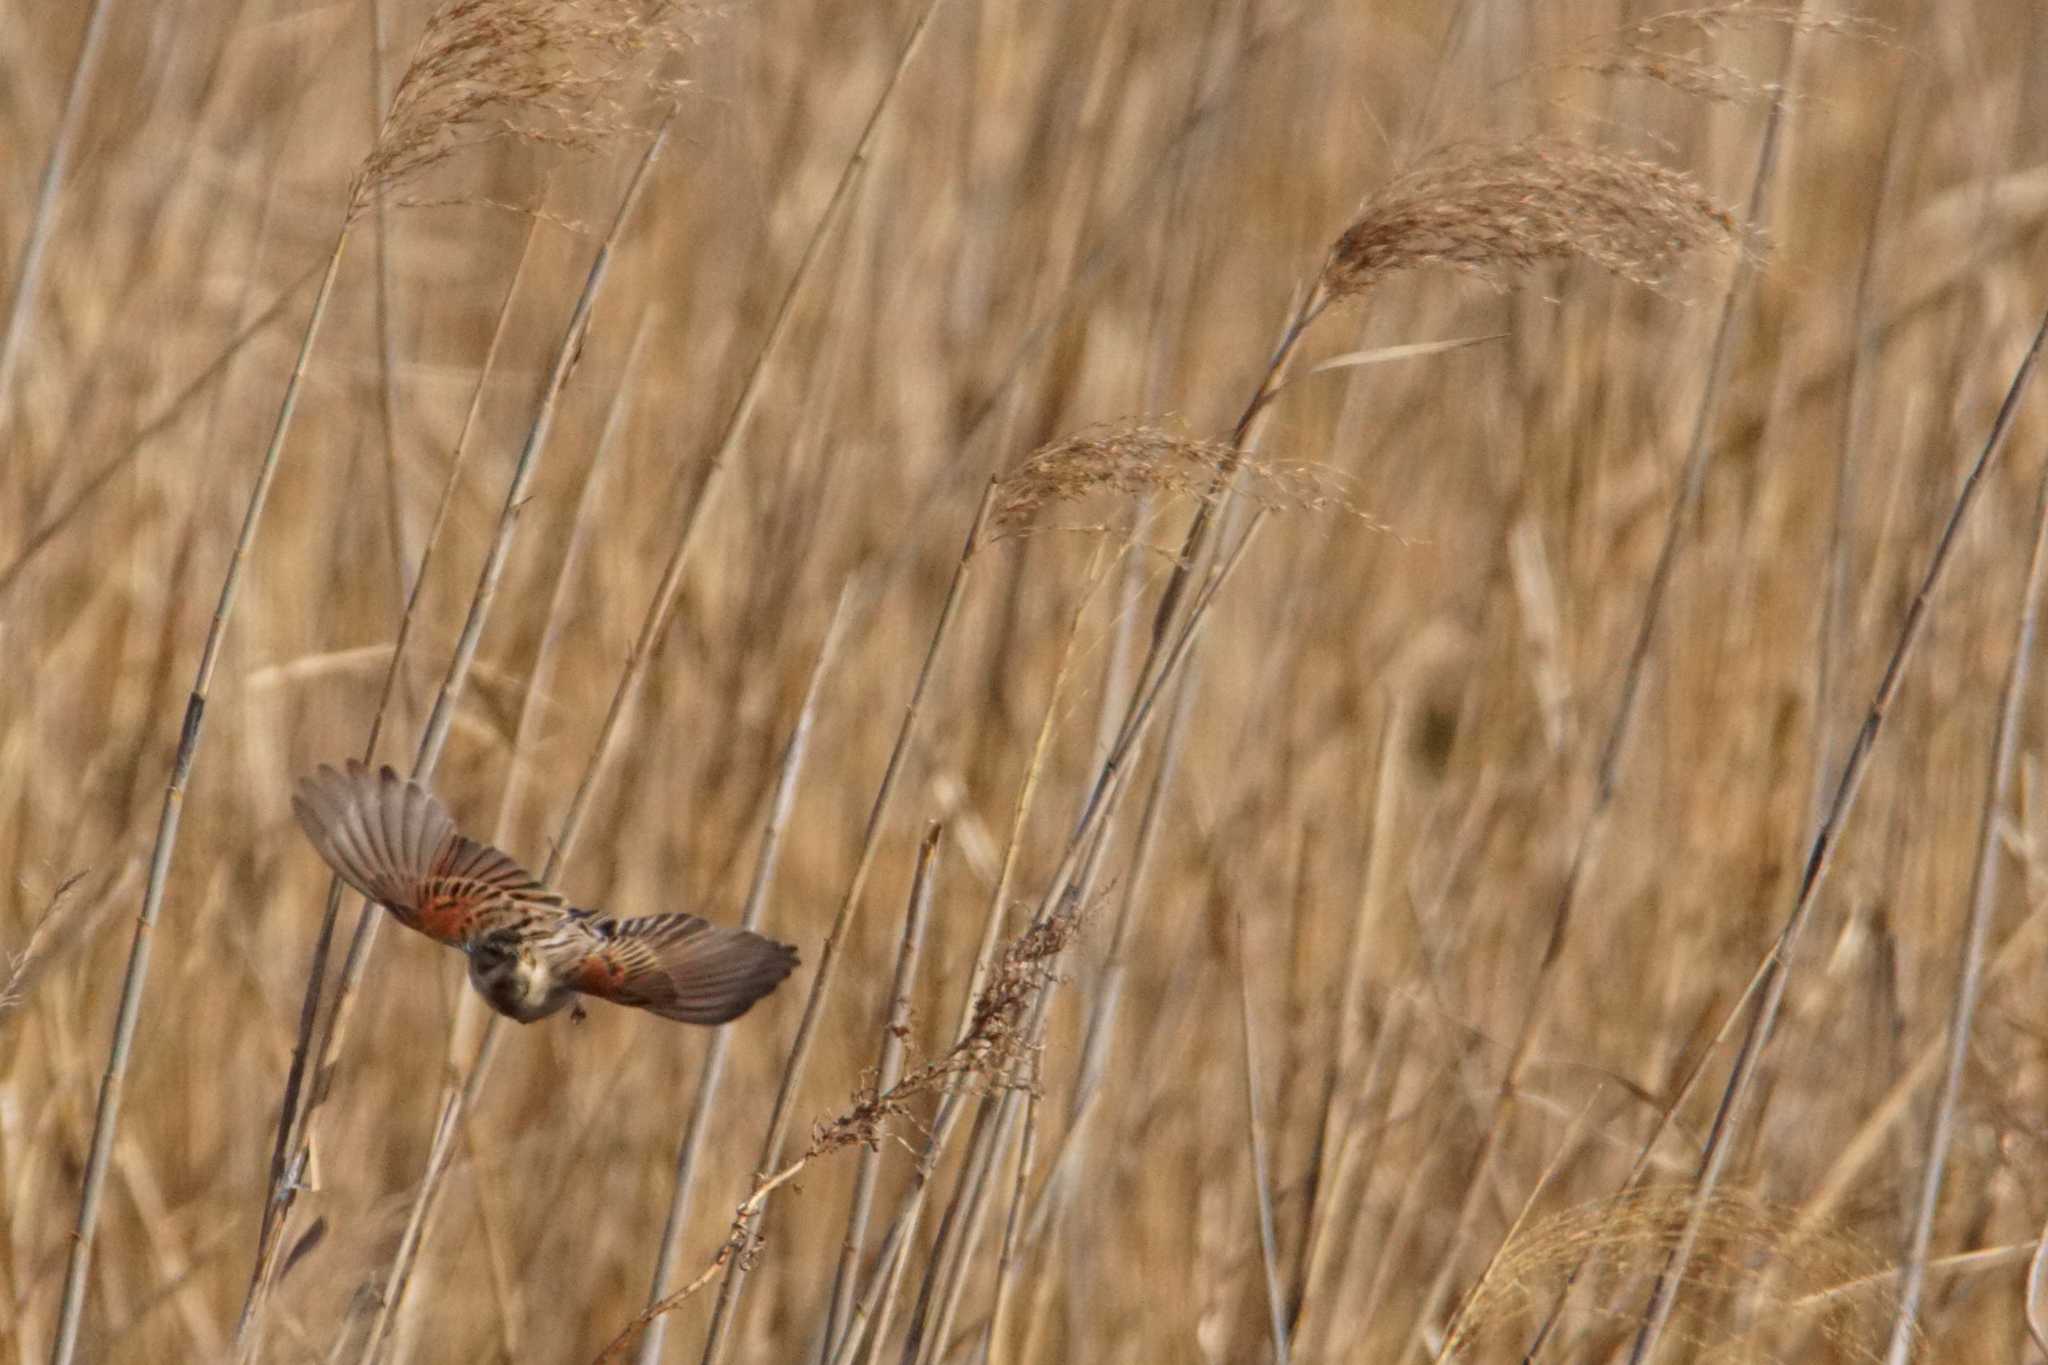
558,913,799,1025
292,762,557,947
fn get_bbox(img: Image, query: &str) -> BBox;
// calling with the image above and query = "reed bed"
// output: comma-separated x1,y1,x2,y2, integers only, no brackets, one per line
7,2,2048,1362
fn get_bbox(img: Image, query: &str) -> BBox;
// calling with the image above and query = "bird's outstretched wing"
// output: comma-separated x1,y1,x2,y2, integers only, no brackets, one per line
547,913,799,1024
292,760,560,945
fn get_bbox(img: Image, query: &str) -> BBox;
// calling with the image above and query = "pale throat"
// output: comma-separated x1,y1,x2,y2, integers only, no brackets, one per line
471,945,575,1022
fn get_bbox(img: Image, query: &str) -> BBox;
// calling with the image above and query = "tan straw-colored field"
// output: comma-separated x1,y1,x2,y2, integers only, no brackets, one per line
7,1,2048,1360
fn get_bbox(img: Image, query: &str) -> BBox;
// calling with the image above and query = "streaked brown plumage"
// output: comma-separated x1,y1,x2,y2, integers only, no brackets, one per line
291,761,799,1025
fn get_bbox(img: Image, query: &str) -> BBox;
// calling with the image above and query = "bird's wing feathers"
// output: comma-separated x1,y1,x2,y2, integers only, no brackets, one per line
550,913,800,1025
292,761,558,945
419,834,562,941
292,762,796,1024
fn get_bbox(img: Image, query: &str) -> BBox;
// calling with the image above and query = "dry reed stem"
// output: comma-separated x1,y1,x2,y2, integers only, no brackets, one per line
886,482,1254,1362
1881,403,2048,1357
1791,901,2048,1248
818,871,1076,1160
1434,1089,1602,1362
1324,137,1739,301
366,2,412,617
1292,728,1403,1355
1509,58,1816,1350
1009,146,1742,1354
1427,116,1789,1360
365,311,655,1363
235,115,677,1360
981,1050,1043,1365
1137,286,1325,705
856,544,1115,1365
997,547,1164,1326
819,825,942,1357
871,5,1314,590
545,0,950,908
909,699,1151,1365
0,260,327,606
0,0,112,420
495,296,647,840
1626,300,2048,1363
1803,66,1908,866
946,538,1118,1054
2028,1224,2048,1356
694,483,997,1365
631,583,856,1365
251,217,543,1297
56,209,358,1365
872,891,1090,1365
832,1091,972,1365
1235,903,1292,1363
349,0,692,219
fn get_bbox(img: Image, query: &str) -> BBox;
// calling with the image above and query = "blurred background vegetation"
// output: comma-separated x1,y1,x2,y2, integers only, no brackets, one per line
6,1,2048,1361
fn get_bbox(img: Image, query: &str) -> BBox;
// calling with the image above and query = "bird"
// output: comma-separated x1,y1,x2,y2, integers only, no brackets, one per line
290,760,799,1026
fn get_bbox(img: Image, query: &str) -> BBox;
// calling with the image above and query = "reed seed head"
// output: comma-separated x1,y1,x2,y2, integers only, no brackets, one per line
995,419,1367,534
349,0,695,219
1323,137,1741,301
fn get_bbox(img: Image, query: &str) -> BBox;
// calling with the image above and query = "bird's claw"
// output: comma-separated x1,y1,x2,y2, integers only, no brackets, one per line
570,1002,589,1025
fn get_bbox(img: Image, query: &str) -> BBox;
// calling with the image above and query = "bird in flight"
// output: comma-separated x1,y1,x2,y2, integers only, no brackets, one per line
291,761,799,1025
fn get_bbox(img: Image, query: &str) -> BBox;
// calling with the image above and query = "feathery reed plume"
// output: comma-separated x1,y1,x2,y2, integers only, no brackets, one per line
349,0,693,218
1611,3,1878,46
1323,138,1740,300
0,870,86,1015
1554,5,1880,106
1442,1188,1900,1360
994,419,1367,533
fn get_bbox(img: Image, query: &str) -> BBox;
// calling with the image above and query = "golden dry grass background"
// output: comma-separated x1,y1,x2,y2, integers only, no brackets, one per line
7,1,2048,1361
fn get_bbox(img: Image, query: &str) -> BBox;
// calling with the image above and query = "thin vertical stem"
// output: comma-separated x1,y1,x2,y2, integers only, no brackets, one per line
820,826,942,1358
1236,904,1291,1365
1882,461,2048,1359
1413,68,1798,1349
0,0,113,420
238,115,674,1360
253,214,542,1288
1626,298,2048,1364
365,312,656,1364
365,0,414,608
55,224,354,1365
632,584,856,1365
556,0,954,882
981,1049,1044,1365
0,260,325,605
696,484,995,1364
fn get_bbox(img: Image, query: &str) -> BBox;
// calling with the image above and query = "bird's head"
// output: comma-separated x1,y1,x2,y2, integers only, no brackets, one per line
467,931,575,1023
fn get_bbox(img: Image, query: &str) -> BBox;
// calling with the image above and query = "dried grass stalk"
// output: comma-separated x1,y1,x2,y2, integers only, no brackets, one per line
588,901,1083,1365
350,0,693,217
813,898,1080,1160
1324,138,1740,300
